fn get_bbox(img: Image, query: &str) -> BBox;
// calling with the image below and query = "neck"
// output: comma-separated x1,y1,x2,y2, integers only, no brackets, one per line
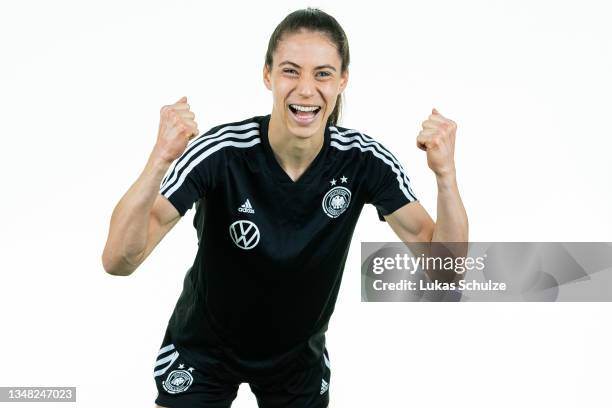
268,112,325,181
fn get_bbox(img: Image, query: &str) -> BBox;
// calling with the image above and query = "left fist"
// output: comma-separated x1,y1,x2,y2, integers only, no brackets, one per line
417,108,457,177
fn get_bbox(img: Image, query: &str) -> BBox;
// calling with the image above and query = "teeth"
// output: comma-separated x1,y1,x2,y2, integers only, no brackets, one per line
290,104,320,112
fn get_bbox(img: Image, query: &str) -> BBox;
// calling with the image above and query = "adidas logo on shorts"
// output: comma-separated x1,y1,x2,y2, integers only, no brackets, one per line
238,199,255,214
320,378,329,395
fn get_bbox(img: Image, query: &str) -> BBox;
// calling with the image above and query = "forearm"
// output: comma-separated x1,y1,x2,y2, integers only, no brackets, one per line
102,147,170,274
431,172,468,242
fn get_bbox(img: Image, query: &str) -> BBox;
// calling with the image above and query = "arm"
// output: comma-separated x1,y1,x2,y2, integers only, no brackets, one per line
431,174,468,242
384,201,435,243
101,96,199,276
385,176,467,283
385,174,468,243
101,156,180,276
385,108,468,243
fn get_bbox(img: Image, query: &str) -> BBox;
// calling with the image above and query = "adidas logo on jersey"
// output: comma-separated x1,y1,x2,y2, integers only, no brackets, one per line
320,378,329,395
238,199,255,214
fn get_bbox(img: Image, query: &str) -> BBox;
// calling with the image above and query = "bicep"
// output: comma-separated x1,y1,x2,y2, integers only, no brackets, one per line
384,201,435,243
154,193,181,226
139,194,181,263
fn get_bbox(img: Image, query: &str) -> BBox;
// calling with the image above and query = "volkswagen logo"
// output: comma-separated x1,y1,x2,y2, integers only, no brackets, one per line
229,220,260,250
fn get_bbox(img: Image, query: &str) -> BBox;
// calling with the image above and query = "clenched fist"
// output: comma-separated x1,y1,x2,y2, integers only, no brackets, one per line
154,96,199,164
417,108,457,178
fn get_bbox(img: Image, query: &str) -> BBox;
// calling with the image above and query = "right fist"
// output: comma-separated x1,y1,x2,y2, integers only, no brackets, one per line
154,96,199,163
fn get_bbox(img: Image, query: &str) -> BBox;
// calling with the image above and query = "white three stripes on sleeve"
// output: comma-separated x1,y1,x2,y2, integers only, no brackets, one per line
161,122,260,187
330,128,417,201
160,122,261,199
330,126,414,187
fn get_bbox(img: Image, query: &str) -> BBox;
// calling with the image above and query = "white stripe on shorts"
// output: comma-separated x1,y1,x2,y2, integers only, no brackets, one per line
154,350,179,377
157,343,175,356
323,352,330,369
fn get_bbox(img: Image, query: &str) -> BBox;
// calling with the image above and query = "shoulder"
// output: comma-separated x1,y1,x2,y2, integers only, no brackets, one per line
185,115,265,164
162,115,265,188
196,115,264,149
328,123,401,166
202,115,263,136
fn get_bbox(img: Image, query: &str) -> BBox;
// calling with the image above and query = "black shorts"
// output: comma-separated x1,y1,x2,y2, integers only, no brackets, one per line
153,339,331,408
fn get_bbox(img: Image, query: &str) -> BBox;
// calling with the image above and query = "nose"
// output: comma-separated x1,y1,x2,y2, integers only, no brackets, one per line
296,75,316,98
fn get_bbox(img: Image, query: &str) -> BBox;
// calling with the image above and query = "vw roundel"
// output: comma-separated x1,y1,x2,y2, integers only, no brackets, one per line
229,220,261,250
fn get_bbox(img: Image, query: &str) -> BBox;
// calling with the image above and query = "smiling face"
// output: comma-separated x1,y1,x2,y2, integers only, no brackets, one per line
264,30,348,140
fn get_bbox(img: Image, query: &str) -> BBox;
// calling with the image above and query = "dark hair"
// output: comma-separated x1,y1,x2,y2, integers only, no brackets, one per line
265,8,350,126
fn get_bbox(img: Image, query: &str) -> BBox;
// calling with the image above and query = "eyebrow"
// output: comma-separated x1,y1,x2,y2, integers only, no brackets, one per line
278,60,337,72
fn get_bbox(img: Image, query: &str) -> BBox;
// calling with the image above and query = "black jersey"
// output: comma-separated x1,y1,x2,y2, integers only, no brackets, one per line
158,114,417,379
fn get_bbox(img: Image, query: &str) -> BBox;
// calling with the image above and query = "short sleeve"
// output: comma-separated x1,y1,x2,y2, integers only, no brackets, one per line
159,137,216,217
365,143,418,222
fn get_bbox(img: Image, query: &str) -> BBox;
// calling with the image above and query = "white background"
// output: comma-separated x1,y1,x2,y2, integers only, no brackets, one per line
1,0,611,407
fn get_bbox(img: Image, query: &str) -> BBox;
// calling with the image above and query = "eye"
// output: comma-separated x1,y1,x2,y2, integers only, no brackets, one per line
283,68,298,75
316,71,332,78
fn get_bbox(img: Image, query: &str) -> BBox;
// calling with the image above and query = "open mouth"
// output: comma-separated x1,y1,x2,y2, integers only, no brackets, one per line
288,104,322,125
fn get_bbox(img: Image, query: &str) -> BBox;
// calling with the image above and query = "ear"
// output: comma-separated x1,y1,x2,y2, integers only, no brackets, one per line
263,63,272,91
338,68,349,93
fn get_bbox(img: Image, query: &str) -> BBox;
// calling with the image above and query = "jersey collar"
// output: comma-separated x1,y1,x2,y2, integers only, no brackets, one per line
260,114,331,185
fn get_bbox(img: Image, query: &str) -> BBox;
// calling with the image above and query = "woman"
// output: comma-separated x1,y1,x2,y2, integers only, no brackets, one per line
102,7,467,408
